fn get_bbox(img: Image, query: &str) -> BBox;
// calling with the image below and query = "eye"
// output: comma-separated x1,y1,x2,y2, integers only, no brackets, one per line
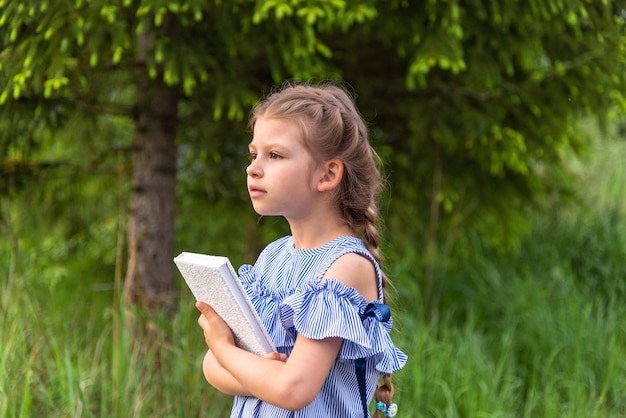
269,152,282,160
248,151,257,161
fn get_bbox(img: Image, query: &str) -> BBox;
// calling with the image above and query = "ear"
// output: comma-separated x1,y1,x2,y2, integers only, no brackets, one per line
317,159,344,192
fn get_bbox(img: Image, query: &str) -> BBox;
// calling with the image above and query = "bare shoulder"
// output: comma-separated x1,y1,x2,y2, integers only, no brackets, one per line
323,252,379,302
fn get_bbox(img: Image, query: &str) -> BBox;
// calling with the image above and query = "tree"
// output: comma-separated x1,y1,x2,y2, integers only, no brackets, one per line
2,0,624,320
318,0,626,311
0,0,379,332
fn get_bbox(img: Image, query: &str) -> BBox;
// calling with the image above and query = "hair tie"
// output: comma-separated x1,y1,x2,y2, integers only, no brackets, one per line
375,401,398,417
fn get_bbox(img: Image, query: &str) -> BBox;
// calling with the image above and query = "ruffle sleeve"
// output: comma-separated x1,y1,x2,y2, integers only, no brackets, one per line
238,264,292,348
279,279,407,373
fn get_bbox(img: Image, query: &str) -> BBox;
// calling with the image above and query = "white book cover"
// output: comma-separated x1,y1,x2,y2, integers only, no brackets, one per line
174,252,275,356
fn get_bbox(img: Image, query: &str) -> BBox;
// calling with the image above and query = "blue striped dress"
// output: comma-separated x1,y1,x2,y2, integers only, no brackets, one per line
230,235,407,417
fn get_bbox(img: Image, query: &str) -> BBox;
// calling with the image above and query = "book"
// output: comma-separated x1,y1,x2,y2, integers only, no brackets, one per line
174,252,276,356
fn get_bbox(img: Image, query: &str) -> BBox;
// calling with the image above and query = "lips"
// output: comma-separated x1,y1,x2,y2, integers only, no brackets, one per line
248,185,266,198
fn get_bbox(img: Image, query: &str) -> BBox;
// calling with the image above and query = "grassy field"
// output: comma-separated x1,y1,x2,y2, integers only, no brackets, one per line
1,135,625,417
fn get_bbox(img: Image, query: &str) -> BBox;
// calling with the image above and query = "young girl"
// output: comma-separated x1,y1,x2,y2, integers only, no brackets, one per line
196,82,407,417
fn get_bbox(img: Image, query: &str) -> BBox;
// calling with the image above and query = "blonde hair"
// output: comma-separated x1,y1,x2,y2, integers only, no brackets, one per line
249,81,394,414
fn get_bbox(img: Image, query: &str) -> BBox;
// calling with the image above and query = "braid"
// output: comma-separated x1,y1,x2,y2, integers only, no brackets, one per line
362,204,389,303
373,374,395,417
362,205,396,416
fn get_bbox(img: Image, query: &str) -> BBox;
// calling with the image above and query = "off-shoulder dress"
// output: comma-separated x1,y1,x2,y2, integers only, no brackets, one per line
231,235,407,417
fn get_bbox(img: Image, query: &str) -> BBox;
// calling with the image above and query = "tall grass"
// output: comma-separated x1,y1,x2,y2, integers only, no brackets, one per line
392,133,626,417
0,253,233,417
1,134,625,417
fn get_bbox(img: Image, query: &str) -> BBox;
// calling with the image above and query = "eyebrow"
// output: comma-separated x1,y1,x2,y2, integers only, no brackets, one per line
248,142,290,151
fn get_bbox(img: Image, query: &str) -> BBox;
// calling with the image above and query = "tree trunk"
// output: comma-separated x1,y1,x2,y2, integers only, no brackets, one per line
124,25,179,324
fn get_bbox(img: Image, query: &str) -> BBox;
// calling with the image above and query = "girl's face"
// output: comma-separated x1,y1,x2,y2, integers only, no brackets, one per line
246,117,323,219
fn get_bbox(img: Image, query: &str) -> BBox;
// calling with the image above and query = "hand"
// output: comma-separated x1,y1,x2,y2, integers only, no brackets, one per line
196,301,235,350
196,301,287,362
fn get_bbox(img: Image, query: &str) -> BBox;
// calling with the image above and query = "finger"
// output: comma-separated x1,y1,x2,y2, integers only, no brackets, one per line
264,351,288,362
196,301,211,314
197,313,209,328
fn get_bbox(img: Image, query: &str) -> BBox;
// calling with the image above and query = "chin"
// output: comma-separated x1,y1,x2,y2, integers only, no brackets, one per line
253,208,281,217
251,205,271,216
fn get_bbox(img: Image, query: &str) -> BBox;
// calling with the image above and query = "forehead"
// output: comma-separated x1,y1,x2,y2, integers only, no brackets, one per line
249,117,304,147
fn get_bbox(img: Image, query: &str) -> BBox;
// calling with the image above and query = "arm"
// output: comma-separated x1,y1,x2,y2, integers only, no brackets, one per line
201,332,289,397
197,301,342,410
196,251,378,409
201,349,250,396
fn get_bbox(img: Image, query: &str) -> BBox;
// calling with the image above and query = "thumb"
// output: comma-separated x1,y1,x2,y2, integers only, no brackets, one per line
195,301,212,314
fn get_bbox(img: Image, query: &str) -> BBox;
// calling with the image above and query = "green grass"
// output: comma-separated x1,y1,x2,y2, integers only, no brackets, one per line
392,264,626,418
1,135,625,417
0,260,233,417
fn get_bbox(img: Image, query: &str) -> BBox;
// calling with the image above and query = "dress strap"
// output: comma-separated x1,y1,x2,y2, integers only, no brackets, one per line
355,302,391,417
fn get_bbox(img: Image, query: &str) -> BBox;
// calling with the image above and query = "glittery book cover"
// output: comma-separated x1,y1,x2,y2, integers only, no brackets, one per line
174,252,276,356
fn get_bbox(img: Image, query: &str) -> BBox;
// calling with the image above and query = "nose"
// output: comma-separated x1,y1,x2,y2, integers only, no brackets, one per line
246,159,261,177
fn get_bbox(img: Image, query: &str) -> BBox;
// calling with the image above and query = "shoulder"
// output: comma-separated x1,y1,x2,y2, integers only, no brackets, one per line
323,252,378,302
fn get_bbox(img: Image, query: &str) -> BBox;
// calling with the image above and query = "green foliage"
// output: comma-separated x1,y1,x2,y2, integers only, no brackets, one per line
2,4,625,413
338,0,626,245
1,0,625,318
390,136,626,417
0,0,375,112
2,128,625,417
309,0,626,311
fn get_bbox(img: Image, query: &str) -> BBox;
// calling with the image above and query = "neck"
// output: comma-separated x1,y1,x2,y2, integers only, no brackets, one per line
287,215,354,249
